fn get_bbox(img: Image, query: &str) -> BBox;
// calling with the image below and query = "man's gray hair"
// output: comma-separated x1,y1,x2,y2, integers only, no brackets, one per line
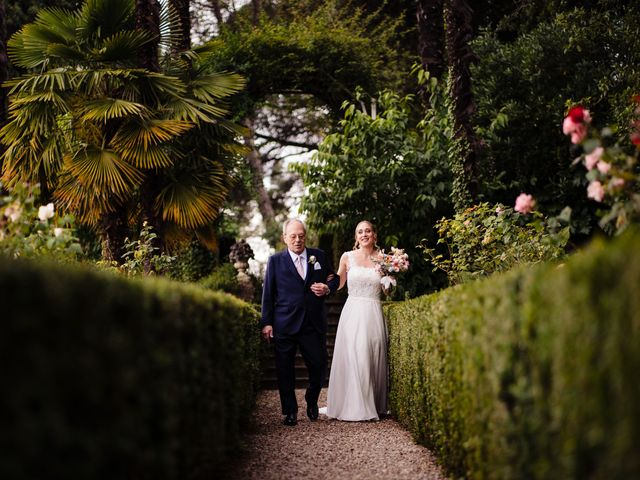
282,218,307,235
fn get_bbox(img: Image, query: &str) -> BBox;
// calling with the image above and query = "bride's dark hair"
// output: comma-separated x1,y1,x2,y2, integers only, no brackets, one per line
353,220,378,250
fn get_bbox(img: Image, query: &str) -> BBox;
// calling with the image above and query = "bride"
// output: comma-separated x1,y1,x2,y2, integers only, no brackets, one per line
325,220,388,421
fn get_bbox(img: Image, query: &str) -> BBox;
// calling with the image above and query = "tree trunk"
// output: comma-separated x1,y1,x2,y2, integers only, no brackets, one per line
251,0,261,26
243,116,275,227
210,0,223,25
136,0,164,263
170,0,190,52
417,0,445,82
0,0,8,177
444,0,480,208
100,210,129,263
136,0,161,71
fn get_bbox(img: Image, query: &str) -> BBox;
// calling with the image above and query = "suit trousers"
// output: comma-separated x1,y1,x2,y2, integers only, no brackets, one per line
274,321,327,415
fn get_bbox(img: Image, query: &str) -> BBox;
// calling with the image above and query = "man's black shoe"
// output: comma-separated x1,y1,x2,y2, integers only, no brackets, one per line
306,405,319,421
283,413,297,426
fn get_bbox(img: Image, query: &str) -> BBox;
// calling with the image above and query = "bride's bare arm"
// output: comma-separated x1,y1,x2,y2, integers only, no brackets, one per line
336,252,349,290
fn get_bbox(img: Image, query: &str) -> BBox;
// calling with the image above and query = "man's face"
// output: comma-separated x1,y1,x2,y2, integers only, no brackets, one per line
283,221,306,255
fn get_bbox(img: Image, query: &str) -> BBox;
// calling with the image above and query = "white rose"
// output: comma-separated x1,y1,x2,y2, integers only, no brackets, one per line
38,203,55,221
54,228,64,237
5,205,22,222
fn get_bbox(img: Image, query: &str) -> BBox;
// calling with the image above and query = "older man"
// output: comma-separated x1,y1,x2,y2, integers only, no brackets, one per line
261,219,340,426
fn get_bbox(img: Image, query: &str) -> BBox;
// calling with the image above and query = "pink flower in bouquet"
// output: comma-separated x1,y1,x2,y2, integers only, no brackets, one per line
562,106,591,144
584,147,603,170
596,160,611,174
371,247,410,290
611,177,625,188
514,193,536,214
587,181,605,202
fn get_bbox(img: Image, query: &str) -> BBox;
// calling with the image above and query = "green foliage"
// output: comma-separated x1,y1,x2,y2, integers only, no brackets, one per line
387,229,640,479
167,238,217,282
294,82,455,296
0,182,82,261
119,222,177,277
199,263,241,297
0,257,261,480
472,7,640,233
203,0,407,116
421,202,569,285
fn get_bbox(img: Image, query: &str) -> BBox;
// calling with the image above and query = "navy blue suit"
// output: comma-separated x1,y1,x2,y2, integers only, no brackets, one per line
261,247,339,415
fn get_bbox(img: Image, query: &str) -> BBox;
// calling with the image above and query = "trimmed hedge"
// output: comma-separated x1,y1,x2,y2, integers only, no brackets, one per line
387,230,640,479
0,258,260,480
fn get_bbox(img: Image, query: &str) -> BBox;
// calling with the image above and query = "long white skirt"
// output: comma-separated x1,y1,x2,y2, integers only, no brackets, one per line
326,295,388,421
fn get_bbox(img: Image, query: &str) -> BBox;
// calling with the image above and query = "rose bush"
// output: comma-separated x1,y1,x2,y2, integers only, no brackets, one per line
0,182,82,261
561,100,640,235
421,202,569,285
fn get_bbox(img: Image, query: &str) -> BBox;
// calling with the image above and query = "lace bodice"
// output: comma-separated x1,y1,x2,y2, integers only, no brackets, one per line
347,251,382,300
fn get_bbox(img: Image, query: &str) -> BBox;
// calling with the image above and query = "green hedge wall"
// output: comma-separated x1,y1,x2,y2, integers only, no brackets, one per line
0,258,261,480
387,230,640,479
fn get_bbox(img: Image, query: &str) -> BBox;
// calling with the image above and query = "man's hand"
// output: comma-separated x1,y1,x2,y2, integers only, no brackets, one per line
262,325,274,342
311,282,330,297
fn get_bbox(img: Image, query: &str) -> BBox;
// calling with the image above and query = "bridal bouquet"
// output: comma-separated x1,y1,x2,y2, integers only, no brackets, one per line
371,247,410,290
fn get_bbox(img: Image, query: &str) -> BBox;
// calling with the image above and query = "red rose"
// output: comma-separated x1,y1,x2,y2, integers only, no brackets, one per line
567,106,587,123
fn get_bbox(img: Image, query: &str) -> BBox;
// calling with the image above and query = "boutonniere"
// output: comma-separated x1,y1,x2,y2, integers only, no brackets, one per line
309,255,322,270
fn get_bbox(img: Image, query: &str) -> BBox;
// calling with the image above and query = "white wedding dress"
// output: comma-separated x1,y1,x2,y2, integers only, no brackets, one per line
325,251,388,421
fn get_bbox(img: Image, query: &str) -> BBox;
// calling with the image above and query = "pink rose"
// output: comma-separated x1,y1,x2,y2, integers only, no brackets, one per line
584,147,604,170
611,177,625,188
514,193,536,214
562,106,591,144
596,160,611,174
587,181,605,202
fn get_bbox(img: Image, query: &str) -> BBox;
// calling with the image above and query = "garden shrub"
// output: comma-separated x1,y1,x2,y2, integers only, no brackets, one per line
387,229,640,479
0,259,260,480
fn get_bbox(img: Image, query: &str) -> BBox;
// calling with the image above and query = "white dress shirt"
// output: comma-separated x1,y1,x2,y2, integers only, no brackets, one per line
288,249,307,278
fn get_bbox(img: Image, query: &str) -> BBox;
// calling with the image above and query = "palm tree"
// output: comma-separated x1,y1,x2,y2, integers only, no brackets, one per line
1,0,245,261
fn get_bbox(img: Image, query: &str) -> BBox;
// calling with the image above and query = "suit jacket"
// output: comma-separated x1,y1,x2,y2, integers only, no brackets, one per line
261,247,339,336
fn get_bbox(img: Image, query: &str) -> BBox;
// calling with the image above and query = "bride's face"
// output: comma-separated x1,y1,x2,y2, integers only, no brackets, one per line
355,222,376,248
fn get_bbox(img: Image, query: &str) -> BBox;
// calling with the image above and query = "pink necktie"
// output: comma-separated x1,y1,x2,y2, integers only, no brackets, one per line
295,256,305,278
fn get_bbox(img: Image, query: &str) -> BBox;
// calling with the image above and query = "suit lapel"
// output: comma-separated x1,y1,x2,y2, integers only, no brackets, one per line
303,249,314,287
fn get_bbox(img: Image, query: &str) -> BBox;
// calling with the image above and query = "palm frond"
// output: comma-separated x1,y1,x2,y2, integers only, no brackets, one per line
163,97,228,123
79,0,135,39
194,224,219,252
11,91,69,111
157,164,233,229
158,0,184,55
55,172,121,225
5,70,73,95
65,147,143,196
96,30,154,62
78,98,147,122
120,145,174,169
112,119,194,151
191,73,246,103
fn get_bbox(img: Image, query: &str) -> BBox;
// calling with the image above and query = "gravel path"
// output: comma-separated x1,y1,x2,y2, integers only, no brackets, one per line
224,388,447,480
